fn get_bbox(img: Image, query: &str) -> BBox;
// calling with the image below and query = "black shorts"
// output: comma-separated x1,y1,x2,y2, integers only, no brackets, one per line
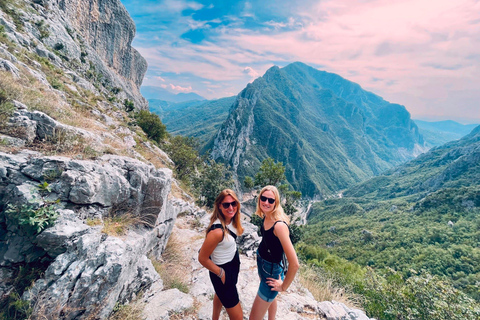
209,250,241,309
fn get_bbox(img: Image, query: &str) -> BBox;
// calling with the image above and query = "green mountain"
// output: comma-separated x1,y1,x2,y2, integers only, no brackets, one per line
149,97,235,145
414,119,478,147
345,125,480,199
209,62,426,197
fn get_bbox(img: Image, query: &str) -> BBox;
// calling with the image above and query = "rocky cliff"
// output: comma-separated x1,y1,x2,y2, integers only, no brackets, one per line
1,0,147,109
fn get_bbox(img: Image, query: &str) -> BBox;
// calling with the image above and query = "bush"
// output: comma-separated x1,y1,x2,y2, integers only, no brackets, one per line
135,110,167,143
124,99,134,112
162,135,200,181
5,203,58,235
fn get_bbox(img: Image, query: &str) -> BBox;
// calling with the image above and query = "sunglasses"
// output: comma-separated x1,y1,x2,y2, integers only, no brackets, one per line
260,195,275,204
221,201,238,209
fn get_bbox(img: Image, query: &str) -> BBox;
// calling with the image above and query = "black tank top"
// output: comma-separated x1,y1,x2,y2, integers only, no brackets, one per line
258,220,287,263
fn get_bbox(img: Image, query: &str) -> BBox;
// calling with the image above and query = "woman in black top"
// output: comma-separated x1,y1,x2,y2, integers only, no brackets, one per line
249,185,300,320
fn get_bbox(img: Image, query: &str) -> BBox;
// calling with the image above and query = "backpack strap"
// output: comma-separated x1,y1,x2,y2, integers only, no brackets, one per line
209,223,237,240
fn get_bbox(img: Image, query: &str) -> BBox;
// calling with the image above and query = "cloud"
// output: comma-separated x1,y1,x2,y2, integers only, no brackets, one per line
168,83,192,93
124,0,480,121
243,67,259,80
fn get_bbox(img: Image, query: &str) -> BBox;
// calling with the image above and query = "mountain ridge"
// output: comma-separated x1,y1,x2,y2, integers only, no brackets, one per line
209,62,426,197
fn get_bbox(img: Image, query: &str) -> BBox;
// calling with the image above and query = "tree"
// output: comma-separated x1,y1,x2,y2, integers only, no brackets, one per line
254,157,286,187
135,110,167,143
244,176,254,189
192,159,234,208
284,190,302,216
163,135,201,181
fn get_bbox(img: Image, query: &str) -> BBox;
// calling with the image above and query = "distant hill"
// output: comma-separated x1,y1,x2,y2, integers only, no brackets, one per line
142,86,205,102
209,62,426,197
149,97,235,145
304,125,480,303
345,125,480,199
414,119,478,147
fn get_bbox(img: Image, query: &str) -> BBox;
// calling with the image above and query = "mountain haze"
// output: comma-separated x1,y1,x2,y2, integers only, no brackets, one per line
209,62,425,197
141,86,205,102
149,96,235,145
414,119,479,147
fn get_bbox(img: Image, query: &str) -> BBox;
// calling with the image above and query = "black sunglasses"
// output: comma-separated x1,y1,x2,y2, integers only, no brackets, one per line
221,201,237,209
260,195,275,204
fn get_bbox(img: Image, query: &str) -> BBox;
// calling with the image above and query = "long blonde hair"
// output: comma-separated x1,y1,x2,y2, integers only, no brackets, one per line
206,189,244,237
255,185,290,224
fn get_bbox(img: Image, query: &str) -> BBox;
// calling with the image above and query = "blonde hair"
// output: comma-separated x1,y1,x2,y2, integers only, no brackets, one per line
255,185,290,224
207,189,244,237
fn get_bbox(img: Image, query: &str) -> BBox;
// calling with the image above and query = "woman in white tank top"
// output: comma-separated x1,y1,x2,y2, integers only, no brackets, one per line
198,189,244,320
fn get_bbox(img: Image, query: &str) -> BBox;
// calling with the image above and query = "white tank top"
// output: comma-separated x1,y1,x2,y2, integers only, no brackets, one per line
210,219,238,265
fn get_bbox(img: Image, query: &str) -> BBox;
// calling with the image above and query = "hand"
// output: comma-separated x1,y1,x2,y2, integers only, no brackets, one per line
221,272,226,284
266,275,283,292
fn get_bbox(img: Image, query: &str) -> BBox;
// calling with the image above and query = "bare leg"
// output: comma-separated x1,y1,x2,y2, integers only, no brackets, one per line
249,294,273,320
267,299,277,320
213,294,222,320
225,302,243,320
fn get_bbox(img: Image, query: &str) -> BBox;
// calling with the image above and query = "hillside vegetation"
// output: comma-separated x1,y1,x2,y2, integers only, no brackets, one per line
301,125,480,317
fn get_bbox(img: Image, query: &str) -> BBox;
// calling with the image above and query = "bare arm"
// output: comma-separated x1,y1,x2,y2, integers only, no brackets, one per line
267,222,300,292
198,229,226,283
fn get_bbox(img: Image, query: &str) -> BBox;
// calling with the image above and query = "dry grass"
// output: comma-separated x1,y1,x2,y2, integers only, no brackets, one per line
168,300,201,320
108,301,145,320
101,214,140,237
150,233,190,293
298,265,361,309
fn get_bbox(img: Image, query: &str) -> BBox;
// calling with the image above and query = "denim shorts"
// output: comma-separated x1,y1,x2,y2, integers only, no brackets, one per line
256,251,285,302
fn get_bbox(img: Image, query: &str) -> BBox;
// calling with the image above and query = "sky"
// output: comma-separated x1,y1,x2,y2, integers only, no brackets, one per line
120,0,480,124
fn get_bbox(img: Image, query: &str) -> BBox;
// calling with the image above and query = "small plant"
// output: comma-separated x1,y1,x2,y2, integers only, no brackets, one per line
35,20,50,39
124,99,134,112
43,169,63,182
80,51,87,63
65,26,74,38
2,291,32,320
47,76,64,90
37,181,52,193
111,87,122,95
5,202,59,234
53,43,64,51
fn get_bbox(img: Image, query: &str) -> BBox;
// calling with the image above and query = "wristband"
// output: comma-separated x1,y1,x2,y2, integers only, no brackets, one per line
217,267,224,279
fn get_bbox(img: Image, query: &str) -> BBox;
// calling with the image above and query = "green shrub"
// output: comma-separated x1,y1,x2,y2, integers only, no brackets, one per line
124,99,134,112
5,203,59,235
162,135,200,181
135,110,167,144
53,42,64,51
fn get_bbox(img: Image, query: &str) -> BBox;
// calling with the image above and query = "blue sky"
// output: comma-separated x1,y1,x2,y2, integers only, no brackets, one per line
120,0,480,124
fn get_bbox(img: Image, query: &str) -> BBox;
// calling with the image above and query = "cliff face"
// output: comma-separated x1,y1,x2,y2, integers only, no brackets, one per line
1,0,147,109
55,0,147,89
